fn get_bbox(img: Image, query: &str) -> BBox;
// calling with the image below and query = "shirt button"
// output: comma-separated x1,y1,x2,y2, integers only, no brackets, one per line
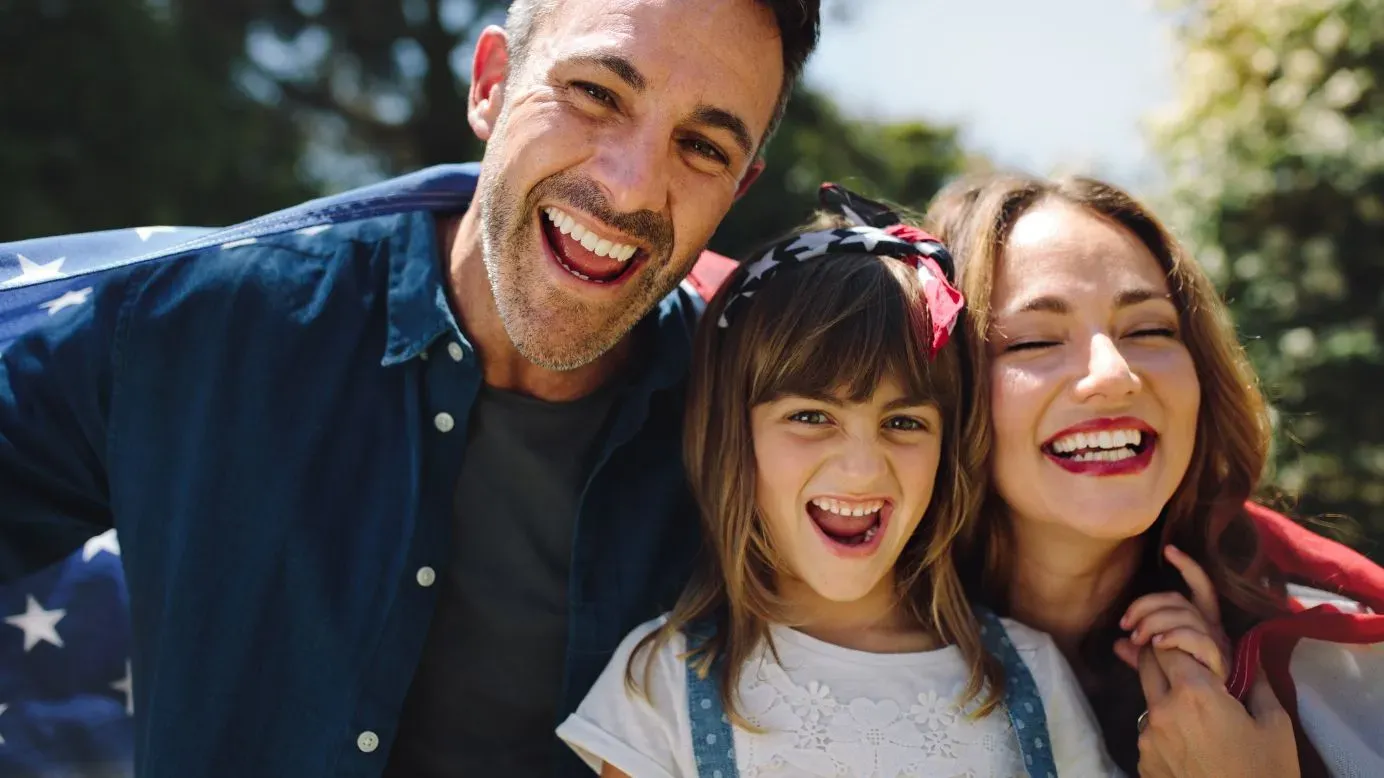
416,566,436,587
356,730,379,753
418,349,429,361
447,342,464,362
433,412,455,432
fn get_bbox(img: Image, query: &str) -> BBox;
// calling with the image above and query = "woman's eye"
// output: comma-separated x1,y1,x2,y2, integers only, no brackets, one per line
788,410,830,425
1004,340,1059,353
1129,327,1178,340
573,81,616,107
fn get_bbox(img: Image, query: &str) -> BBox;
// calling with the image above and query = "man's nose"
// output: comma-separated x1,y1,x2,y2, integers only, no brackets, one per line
588,126,671,216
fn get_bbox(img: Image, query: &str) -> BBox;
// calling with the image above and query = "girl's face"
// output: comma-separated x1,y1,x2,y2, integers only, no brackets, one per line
750,374,944,605
986,201,1201,542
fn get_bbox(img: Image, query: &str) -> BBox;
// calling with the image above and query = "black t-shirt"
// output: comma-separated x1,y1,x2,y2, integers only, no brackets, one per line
384,381,620,776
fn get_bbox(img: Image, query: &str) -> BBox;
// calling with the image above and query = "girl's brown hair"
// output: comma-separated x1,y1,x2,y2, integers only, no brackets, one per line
925,172,1292,770
627,213,1002,724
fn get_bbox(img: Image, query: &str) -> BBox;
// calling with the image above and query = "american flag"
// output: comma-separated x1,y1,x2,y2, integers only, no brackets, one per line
0,164,483,777
0,225,218,777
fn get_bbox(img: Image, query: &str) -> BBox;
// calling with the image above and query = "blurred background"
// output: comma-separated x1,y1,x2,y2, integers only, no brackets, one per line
2,0,1381,555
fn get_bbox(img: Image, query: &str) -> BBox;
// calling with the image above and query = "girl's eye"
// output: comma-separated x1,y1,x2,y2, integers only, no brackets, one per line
573,81,616,107
788,410,830,425
884,416,927,432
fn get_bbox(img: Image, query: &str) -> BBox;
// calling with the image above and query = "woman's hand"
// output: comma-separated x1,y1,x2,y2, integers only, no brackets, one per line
1135,647,1299,778
1114,545,1232,682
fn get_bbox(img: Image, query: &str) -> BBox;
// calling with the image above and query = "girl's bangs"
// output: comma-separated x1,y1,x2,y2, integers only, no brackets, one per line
739,256,956,409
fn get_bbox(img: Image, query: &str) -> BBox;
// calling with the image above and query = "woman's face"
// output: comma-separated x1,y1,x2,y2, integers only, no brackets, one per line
986,201,1200,542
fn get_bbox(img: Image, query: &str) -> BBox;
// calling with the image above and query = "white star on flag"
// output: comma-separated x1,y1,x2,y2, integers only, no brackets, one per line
743,254,777,283
839,226,892,252
5,595,66,652
134,226,178,242
111,661,134,716
784,230,838,259
82,529,121,562
0,254,66,289
40,287,93,316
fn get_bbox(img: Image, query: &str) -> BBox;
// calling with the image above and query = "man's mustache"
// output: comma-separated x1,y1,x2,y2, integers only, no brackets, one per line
528,173,674,257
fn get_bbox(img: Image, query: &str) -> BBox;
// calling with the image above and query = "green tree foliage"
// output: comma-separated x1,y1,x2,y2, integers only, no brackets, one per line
1154,0,1384,551
2,0,970,260
0,0,312,240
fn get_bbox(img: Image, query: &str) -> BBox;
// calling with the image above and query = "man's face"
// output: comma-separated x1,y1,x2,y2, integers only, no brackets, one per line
473,0,784,370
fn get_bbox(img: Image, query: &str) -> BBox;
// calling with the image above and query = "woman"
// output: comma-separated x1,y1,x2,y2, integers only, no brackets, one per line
926,172,1384,777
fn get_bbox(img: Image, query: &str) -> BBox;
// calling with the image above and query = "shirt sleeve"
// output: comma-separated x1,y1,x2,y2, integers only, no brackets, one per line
0,269,134,582
1022,626,1126,778
557,615,693,778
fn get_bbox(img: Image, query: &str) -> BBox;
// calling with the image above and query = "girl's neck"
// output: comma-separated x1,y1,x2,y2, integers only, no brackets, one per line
1006,520,1144,660
777,576,939,653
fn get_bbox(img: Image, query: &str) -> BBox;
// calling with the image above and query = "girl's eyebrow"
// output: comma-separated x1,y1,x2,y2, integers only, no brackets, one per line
1002,286,1170,318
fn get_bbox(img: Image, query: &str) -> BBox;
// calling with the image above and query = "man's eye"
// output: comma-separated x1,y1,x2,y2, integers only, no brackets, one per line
573,81,615,107
682,137,728,165
788,410,830,425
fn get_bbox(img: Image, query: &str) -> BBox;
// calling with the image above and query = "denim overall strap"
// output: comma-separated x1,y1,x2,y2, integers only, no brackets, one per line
976,606,1060,778
683,622,739,778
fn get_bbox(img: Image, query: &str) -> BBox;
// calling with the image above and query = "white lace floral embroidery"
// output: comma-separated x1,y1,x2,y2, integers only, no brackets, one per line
735,660,1025,778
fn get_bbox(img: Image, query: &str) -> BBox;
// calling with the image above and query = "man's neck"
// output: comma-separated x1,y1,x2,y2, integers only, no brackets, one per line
440,208,633,402
1006,520,1143,660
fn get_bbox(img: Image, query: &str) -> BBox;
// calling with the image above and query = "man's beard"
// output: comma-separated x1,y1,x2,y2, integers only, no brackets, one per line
476,166,679,372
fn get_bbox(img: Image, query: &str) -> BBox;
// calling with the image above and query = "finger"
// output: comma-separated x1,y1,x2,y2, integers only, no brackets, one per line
1148,627,1227,681
1121,592,1194,630
1114,637,1141,670
1137,644,1171,705
1154,643,1220,689
1127,606,1215,646
1165,544,1222,625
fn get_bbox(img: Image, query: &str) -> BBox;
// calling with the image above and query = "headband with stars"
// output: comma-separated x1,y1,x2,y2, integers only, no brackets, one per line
716,183,966,358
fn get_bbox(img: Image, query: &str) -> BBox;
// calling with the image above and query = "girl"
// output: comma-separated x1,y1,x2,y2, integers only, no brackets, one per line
557,185,1118,777
927,171,1384,777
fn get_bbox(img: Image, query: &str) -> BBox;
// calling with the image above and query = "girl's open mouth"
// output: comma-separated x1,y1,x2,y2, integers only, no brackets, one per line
806,497,892,556
1041,420,1158,476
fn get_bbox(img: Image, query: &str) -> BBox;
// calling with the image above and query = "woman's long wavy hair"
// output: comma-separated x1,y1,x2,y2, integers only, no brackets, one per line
924,172,1293,771
625,213,1003,726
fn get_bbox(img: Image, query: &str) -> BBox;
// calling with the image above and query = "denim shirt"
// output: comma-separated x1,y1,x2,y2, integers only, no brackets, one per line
0,165,704,777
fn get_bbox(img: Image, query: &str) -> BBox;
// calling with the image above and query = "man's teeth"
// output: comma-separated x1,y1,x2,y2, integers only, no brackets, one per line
809,497,885,517
1049,429,1145,454
544,207,638,262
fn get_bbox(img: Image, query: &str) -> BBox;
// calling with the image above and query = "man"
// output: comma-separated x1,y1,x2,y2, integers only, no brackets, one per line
0,0,820,775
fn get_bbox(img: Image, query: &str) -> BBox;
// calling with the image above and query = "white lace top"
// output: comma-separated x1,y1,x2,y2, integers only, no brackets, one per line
557,614,1121,777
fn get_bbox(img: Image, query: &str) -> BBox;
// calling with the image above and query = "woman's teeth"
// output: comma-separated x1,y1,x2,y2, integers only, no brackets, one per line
543,207,638,262
1048,428,1145,455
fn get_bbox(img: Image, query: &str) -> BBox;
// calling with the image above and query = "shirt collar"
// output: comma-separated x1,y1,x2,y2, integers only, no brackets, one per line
382,211,455,366
382,209,700,389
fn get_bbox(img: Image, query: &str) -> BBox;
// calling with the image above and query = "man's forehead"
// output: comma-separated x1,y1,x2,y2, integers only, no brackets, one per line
533,0,784,131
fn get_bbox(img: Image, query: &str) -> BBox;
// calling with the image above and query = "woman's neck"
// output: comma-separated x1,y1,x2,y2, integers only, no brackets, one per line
776,575,938,653
1007,521,1144,660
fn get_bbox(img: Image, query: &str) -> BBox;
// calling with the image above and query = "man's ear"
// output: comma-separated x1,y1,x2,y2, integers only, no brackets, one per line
469,26,511,142
733,158,766,201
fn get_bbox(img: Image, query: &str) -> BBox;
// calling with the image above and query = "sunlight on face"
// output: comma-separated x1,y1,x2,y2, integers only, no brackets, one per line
750,375,944,608
986,201,1200,542
475,0,784,369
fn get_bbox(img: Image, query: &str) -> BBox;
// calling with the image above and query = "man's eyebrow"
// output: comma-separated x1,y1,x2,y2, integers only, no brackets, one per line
690,105,754,158
564,53,647,92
